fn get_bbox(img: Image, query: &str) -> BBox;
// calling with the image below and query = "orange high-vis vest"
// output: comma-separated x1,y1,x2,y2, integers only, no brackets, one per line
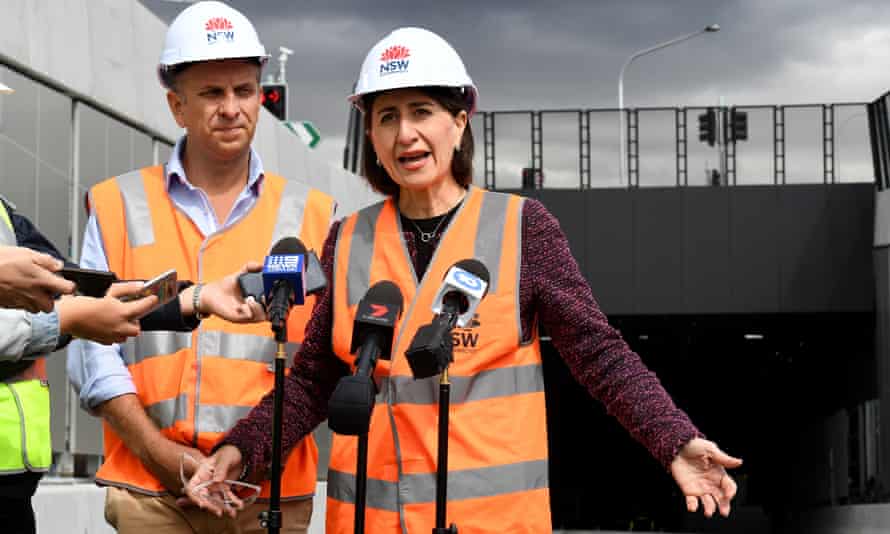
328,187,551,534
89,166,334,499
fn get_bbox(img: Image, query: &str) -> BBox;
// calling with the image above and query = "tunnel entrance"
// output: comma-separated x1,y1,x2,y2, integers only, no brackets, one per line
544,312,876,533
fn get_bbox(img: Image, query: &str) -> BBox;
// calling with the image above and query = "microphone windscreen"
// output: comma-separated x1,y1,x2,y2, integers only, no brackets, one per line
452,258,490,297
269,236,306,256
351,280,403,358
362,280,404,317
452,258,490,285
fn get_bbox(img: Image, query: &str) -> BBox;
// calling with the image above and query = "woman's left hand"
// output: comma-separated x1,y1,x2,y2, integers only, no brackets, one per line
670,437,742,518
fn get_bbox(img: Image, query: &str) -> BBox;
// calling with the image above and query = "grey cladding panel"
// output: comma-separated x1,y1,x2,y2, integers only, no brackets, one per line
684,188,731,313
534,190,587,276
634,189,685,314
507,184,872,315
585,190,633,314
825,185,874,311
778,186,830,312
729,188,781,313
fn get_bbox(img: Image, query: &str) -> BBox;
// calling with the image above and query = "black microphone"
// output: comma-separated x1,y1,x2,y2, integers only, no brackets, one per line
328,281,403,436
405,259,490,379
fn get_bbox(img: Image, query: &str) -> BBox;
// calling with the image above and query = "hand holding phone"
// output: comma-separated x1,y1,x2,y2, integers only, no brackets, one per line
119,269,178,309
59,267,118,298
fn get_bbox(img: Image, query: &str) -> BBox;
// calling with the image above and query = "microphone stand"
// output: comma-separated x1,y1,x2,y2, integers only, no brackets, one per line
351,339,381,534
328,335,382,534
433,311,459,534
433,366,457,534
260,321,288,534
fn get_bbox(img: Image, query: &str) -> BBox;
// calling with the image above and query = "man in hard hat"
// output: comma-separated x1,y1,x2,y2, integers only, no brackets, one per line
67,2,334,533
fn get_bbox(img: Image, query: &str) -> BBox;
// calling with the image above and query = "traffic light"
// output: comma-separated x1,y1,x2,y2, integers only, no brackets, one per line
698,108,716,146
261,84,287,121
731,109,748,141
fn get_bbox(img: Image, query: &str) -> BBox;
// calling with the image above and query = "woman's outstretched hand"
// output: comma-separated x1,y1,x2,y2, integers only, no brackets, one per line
670,437,743,518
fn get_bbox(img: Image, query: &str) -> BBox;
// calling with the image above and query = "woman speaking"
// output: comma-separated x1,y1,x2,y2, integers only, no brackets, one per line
186,27,741,533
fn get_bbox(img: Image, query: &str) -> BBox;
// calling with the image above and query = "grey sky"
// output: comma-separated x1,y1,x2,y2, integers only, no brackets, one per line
140,0,890,186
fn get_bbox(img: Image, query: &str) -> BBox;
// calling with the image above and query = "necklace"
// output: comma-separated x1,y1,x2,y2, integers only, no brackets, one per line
407,214,449,243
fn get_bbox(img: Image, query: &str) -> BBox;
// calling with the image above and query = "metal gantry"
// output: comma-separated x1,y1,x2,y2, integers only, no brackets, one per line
823,104,835,184
579,110,591,188
676,108,688,186
627,109,640,187
483,111,496,189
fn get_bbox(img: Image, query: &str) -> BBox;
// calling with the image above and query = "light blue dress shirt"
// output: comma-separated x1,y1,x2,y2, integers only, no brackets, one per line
0,309,60,361
67,136,265,411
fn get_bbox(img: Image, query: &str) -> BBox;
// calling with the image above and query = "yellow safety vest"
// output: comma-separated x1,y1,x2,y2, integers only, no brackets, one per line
0,200,52,474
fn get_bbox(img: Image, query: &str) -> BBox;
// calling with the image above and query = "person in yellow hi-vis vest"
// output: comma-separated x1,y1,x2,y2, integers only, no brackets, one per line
187,27,742,534
67,2,335,533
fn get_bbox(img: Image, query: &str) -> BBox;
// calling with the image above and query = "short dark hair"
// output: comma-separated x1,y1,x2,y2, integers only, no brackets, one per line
161,58,264,92
361,86,474,197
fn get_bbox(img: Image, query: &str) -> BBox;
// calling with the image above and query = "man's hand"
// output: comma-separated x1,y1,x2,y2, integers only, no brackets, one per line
670,438,743,518
182,262,267,323
0,246,75,312
56,282,158,344
98,394,204,496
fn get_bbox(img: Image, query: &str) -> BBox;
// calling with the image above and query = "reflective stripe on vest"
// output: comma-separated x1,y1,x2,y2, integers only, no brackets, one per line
327,459,548,511
329,187,550,534
122,330,300,368
0,380,51,474
0,200,15,245
90,166,331,497
116,170,155,247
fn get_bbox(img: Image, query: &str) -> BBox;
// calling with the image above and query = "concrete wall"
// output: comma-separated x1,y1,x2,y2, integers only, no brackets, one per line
0,0,378,216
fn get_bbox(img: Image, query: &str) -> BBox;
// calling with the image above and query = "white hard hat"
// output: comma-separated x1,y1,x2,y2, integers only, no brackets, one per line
349,27,477,117
158,1,269,88
0,82,12,94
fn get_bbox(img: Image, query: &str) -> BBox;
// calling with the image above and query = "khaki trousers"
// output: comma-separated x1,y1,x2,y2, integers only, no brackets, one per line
104,487,312,534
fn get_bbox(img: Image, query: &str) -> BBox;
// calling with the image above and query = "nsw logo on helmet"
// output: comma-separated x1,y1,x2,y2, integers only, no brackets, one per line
205,17,235,45
379,45,410,76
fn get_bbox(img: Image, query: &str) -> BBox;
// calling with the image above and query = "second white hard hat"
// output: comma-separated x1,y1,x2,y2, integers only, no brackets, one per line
158,1,269,87
0,82,12,94
349,27,477,117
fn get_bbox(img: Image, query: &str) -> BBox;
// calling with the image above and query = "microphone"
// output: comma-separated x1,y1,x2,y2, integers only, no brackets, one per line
328,281,403,436
239,237,328,312
405,259,490,379
262,237,306,336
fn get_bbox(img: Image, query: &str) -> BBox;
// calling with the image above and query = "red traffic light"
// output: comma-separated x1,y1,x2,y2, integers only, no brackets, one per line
261,84,287,120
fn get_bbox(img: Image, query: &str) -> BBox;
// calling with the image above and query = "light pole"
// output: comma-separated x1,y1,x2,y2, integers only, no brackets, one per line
618,24,720,186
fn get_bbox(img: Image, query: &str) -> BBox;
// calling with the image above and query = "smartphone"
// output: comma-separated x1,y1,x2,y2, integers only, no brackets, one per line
119,269,178,309
58,267,118,298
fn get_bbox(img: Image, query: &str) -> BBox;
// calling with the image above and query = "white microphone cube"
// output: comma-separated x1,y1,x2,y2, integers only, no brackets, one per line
431,266,487,328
